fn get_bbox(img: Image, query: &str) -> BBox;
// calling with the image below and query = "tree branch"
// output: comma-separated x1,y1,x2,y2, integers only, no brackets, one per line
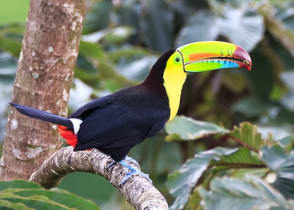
29,146,168,210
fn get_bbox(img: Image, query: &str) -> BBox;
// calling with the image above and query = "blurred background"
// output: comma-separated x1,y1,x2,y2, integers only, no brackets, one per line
0,0,294,209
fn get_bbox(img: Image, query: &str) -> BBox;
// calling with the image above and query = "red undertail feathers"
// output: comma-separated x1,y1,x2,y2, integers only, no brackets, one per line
58,125,77,147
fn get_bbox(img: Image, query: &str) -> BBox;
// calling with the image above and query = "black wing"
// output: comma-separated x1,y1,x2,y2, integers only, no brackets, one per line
75,102,149,148
70,95,114,119
73,86,170,161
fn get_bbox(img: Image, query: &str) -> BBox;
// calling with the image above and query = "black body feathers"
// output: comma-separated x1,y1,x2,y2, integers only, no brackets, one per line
10,49,174,161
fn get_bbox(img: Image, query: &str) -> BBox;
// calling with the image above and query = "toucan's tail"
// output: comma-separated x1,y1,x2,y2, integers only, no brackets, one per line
10,103,78,147
10,103,73,130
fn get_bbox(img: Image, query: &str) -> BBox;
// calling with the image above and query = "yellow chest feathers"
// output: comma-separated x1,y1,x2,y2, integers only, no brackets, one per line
163,58,187,121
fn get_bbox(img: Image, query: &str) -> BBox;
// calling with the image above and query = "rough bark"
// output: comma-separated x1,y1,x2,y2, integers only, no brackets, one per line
29,146,169,210
0,0,86,180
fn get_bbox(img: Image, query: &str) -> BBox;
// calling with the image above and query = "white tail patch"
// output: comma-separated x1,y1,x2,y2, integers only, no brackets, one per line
70,118,83,135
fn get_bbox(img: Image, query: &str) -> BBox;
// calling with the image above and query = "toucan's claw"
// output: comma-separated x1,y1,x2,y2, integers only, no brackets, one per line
106,160,117,171
106,156,137,171
119,157,152,186
124,156,138,164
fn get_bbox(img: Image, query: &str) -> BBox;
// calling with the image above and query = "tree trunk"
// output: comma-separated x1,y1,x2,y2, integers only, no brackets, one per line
0,0,86,180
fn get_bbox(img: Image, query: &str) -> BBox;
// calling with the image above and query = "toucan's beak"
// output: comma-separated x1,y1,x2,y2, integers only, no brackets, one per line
177,41,252,73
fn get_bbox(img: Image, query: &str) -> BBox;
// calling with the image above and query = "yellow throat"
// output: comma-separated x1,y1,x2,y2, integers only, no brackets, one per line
163,53,187,121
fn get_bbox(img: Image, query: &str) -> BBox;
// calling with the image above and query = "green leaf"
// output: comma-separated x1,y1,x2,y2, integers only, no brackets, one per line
260,5,294,56
83,26,135,45
0,180,40,191
167,146,266,210
261,145,294,199
0,199,33,210
0,24,24,57
107,46,152,64
280,72,294,111
165,116,228,141
175,10,219,47
140,0,174,52
199,176,294,210
176,3,264,51
107,46,156,81
277,135,294,147
103,26,135,45
83,1,112,33
167,147,238,210
118,56,157,81
0,36,22,57
185,188,203,210
216,5,264,52
233,96,272,117
79,41,104,59
0,0,29,25
230,122,267,152
0,180,100,210
215,147,264,167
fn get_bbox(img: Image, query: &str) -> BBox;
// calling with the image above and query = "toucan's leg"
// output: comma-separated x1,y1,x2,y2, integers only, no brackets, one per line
106,156,152,185
119,157,152,185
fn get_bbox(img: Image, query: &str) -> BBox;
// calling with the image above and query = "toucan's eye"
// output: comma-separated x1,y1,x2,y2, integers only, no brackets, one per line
175,57,181,62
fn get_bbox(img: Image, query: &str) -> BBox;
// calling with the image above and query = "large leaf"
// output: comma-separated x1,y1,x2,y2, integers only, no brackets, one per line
261,145,294,199
165,116,228,141
0,180,40,191
0,180,100,210
167,147,264,210
176,3,264,51
216,5,264,51
260,4,294,56
199,176,294,210
175,10,219,47
139,0,174,52
167,147,238,210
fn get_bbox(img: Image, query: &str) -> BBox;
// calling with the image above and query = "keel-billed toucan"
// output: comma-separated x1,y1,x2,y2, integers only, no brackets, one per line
11,41,251,184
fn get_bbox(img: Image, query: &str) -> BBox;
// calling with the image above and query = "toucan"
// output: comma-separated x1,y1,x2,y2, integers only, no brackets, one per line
11,41,251,184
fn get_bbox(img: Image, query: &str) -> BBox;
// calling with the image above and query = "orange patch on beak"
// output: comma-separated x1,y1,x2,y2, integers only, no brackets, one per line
189,53,219,61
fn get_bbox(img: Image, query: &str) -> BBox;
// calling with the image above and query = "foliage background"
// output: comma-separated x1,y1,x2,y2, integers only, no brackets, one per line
1,0,294,209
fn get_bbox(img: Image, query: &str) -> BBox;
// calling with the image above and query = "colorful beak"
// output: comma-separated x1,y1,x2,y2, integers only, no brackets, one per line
177,41,252,73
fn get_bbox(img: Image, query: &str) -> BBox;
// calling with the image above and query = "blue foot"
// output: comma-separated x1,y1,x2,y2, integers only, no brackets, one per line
106,160,116,170
119,157,152,186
